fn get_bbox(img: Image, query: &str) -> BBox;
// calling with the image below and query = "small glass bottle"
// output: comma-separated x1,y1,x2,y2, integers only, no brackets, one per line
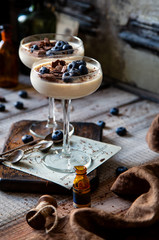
0,24,18,88
73,166,91,208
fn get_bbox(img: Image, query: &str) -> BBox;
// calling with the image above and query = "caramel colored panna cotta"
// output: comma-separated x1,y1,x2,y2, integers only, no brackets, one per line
19,38,84,69
31,58,102,99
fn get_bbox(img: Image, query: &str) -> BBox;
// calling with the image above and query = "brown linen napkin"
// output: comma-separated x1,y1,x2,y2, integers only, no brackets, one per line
68,162,159,239
27,162,159,240
146,113,159,153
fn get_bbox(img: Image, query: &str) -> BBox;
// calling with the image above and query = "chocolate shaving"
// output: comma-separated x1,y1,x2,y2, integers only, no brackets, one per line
28,39,55,55
39,74,57,82
52,60,66,68
37,50,46,56
43,38,50,45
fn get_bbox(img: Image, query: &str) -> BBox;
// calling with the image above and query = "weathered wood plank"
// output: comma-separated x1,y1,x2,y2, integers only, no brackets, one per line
0,88,48,121
1,84,159,239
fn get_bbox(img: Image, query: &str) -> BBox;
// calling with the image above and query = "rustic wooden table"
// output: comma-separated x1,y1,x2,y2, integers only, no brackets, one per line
0,75,159,239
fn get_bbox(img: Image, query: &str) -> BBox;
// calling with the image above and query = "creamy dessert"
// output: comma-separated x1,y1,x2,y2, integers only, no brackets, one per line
19,37,84,69
30,58,103,99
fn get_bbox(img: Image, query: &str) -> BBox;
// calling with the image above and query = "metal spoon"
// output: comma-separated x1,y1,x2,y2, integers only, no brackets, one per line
0,150,24,164
24,140,53,153
0,141,53,164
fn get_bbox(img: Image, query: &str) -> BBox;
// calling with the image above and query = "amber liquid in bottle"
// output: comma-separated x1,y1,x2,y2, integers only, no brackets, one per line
0,25,18,88
73,166,91,208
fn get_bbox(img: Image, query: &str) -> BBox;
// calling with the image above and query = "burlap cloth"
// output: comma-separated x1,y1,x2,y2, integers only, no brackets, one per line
27,114,159,239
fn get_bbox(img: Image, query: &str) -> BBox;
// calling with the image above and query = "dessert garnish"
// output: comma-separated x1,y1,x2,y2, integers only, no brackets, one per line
46,40,73,56
62,60,88,83
116,166,128,176
22,134,34,144
14,101,24,109
110,107,119,115
29,38,73,56
18,90,28,98
52,130,63,143
96,120,105,128
39,66,50,74
116,127,127,136
0,103,5,112
38,59,89,83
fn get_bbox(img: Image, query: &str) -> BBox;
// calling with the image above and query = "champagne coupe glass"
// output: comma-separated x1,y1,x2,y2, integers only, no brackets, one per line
19,33,84,138
30,56,103,173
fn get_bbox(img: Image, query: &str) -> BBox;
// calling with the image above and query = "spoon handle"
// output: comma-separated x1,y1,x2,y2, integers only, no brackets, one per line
0,139,41,157
0,158,5,163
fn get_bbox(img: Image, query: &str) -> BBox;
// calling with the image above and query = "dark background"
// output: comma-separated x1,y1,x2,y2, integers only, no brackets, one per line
0,0,101,45
0,0,104,75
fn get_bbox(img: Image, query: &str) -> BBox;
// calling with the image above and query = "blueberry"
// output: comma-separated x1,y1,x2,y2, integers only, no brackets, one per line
62,72,72,83
116,127,127,136
22,134,34,144
46,49,54,56
62,44,73,54
51,46,62,52
110,107,119,115
55,40,67,48
116,166,128,176
97,120,105,128
78,64,88,75
69,69,80,76
0,96,6,102
67,61,78,71
76,60,86,67
39,66,50,74
52,130,63,143
30,44,39,52
18,90,28,98
14,101,24,109
0,103,5,112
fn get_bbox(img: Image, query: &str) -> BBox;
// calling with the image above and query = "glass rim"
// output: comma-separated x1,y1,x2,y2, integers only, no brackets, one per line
20,33,84,52
32,56,102,82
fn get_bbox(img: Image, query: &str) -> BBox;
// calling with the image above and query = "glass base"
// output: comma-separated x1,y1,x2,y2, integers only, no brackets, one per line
29,121,74,138
43,147,92,173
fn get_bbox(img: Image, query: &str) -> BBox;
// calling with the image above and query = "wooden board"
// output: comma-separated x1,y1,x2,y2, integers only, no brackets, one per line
0,120,102,194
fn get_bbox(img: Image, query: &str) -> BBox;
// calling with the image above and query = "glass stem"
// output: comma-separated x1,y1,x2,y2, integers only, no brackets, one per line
62,99,71,156
46,97,57,131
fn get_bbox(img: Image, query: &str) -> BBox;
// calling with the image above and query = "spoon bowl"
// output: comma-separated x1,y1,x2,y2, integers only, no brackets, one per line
0,140,53,164
37,140,53,153
0,150,24,164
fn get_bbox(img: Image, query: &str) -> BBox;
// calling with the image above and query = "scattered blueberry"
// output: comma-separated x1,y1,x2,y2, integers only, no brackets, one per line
116,127,127,136
14,101,24,109
62,72,72,83
0,96,6,102
39,66,50,74
0,103,5,112
22,134,34,144
110,107,119,115
18,90,28,98
52,130,63,143
30,44,39,52
97,120,105,128
78,64,88,75
116,166,128,176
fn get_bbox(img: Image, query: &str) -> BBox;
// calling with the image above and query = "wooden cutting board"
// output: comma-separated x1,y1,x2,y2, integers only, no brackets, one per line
0,120,102,194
